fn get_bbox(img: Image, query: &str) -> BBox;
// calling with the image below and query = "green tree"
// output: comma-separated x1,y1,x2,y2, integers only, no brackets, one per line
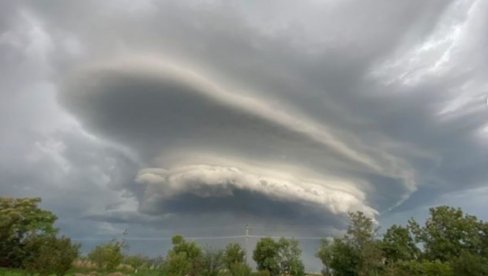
202,249,224,276
88,240,125,271
163,235,203,276
327,238,359,276
277,238,304,276
223,242,251,275
22,234,80,276
253,237,304,276
381,225,418,263
408,206,483,262
316,211,383,276
223,243,246,269
253,238,281,275
0,197,57,267
316,239,334,276
347,211,383,275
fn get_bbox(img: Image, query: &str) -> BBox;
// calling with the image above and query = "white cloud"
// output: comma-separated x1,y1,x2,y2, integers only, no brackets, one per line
136,161,376,217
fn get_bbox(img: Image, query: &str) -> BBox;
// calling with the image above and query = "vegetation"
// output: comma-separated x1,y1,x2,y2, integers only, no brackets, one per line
0,197,79,275
253,237,305,276
2,196,488,275
88,239,125,271
317,206,488,276
23,234,80,276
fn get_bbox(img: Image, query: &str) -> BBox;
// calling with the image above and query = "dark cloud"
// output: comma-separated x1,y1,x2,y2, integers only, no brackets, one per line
1,0,488,272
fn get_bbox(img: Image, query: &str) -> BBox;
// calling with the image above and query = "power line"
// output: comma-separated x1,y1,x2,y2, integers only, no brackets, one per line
72,234,325,241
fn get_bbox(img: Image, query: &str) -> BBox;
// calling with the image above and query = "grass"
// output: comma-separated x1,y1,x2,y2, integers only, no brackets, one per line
0,268,162,276
0,268,23,276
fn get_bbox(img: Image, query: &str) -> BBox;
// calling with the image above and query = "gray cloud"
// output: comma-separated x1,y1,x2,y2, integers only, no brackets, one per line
1,0,488,271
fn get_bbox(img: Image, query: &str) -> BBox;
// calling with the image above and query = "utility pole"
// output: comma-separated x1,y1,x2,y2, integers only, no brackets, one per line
245,224,249,263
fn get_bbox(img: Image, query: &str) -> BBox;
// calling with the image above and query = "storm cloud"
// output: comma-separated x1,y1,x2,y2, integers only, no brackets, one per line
1,0,488,270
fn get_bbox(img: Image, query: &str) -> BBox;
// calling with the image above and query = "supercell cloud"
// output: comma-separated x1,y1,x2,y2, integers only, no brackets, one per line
1,0,488,269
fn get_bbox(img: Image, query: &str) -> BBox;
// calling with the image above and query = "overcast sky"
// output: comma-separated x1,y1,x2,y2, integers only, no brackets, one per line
1,0,488,271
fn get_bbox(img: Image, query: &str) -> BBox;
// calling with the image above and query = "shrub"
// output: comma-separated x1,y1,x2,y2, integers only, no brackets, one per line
22,234,80,276
88,240,125,271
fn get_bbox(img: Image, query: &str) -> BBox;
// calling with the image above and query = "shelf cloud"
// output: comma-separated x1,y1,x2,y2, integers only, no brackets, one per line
1,0,488,270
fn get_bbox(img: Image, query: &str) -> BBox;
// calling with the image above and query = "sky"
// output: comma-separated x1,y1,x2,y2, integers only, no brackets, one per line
1,0,488,271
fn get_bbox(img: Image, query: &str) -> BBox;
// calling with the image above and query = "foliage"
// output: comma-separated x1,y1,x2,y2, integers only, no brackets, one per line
22,234,79,276
162,235,204,276
385,260,453,276
0,197,57,268
202,249,224,276
318,207,488,276
253,237,304,276
6,196,488,276
346,212,383,275
317,211,382,276
253,237,281,275
88,240,125,271
408,206,483,262
223,243,247,269
228,262,252,276
381,225,418,263
321,238,359,276
450,251,488,275
316,239,333,276
277,238,305,276
124,254,152,270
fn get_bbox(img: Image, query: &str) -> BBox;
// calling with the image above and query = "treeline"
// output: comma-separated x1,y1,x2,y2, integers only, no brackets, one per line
317,207,488,276
2,197,488,275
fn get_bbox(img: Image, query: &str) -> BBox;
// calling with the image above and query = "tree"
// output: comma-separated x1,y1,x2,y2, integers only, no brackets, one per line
277,238,304,276
381,225,418,263
202,249,224,276
316,211,383,276
163,235,204,276
253,238,281,275
326,238,359,276
316,239,333,276
408,206,483,262
22,234,80,276
223,243,246,269
253,237,304,276
347,211,383,275
88,240,125,271
0,197,57,267
223,243,251,275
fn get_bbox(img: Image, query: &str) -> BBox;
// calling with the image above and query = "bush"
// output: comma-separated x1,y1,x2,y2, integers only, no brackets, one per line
124,254,152,270
22,234,80,276
228,262,252,276
450,251,488,275
88,240,125,271
386,260,453,276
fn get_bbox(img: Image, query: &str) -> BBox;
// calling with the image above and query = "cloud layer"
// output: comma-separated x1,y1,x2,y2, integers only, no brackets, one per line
1,0,488,271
